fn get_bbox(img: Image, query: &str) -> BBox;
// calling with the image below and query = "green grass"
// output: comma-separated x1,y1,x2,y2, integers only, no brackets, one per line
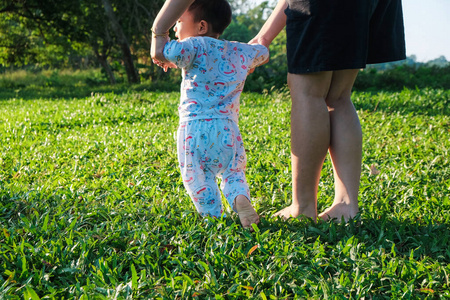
0,86,449,299
0,68,180,100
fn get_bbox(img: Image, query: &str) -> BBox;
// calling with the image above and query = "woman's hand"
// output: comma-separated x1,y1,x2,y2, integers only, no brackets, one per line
247,36,270,74
150,0,196,71
249,35,271,49
151,34,177,72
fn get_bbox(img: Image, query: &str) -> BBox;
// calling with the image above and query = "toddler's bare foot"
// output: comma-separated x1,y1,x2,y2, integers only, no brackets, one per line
318,202,358,223
234,195,259,230
273,204,316,221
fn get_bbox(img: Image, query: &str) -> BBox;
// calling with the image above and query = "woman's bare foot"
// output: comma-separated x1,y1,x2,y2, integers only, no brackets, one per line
318,202,358,223
233,195,260,230
273,206,299,220
273,204,316,221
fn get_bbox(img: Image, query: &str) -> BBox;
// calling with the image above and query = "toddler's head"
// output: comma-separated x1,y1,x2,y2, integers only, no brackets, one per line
174,0,232,40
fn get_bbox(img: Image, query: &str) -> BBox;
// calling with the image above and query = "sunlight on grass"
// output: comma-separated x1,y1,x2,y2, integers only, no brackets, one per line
0,88,449,298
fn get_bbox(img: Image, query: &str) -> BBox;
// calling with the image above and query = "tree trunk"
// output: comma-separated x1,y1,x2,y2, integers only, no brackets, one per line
93,47,116,85
99,56,117,85
102,0,140,84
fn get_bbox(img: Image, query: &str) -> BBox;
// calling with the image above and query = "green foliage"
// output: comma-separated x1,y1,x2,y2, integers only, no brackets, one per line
355,64,450,91
222,1,274,43
0,68,181,100
222,21,252,43
0,0,164,83
0,0,89,67
0,69,103,89
0,84,449,298
0,14,34,66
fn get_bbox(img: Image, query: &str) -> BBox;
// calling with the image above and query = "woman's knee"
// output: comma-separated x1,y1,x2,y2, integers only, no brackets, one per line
325,69,359,106
288,72,333,100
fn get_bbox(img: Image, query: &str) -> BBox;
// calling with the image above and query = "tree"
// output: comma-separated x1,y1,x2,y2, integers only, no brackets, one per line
0,13,37,66
0,0,165,84
222,1,273,41
0,0,79,67
222,21,252,42
101,0,139,83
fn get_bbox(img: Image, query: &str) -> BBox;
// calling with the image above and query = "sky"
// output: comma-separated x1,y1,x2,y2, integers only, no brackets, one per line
249,0,450,62
402,0,450,62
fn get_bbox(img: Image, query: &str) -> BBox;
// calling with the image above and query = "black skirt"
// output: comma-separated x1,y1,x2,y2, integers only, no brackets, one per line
285,0,406,73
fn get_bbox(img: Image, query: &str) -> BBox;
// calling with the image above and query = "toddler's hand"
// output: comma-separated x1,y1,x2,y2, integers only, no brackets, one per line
152,58,177,72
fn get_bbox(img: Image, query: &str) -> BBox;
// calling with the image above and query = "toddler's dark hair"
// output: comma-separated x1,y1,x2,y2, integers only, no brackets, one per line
188,0,232,36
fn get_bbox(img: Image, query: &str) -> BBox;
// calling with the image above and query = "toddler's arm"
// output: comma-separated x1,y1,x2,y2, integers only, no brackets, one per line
163,39,197,69
248,44,270,70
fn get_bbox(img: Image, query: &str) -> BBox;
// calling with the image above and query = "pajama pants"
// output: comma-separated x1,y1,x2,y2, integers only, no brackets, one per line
177,118,250,217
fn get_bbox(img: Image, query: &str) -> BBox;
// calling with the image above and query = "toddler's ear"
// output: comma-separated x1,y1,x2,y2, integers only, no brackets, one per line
198,20,209,35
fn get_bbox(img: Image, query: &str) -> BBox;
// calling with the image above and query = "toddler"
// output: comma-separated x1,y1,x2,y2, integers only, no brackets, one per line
160,0,269,228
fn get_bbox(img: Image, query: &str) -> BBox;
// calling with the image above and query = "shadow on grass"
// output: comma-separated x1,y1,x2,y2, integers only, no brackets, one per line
258,213,450,263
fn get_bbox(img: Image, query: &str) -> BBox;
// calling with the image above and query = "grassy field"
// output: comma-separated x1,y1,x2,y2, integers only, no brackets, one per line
0,83,449,299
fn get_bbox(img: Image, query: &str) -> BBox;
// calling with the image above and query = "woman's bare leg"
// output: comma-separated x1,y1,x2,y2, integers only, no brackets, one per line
319,69,361,222
275,69,361,222
274,72,333,220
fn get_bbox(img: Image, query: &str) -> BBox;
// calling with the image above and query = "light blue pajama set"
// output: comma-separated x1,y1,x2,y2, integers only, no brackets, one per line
164,36,269,217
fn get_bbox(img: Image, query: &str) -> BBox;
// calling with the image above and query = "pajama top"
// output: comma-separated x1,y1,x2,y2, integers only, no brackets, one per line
163,36,269,123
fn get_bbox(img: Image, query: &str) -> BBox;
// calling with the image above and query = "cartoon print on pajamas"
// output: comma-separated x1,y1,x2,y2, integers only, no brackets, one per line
184,99,203,113
218,61,237,77
177,125,197,186
165,36,269,217
220,127,234,149
212,81,229,100
164,36,268,124
193,185,222,217
178,119,250,217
